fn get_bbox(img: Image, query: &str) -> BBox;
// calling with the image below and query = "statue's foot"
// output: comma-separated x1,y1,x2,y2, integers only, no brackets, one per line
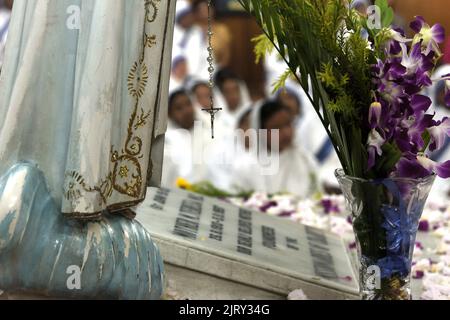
0,162,165,299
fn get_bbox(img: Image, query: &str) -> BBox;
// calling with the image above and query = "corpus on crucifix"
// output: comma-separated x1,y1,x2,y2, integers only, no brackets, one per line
202,99,223,139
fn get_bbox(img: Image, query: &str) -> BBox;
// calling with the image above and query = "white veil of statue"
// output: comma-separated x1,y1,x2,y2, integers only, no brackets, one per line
0,0,176,219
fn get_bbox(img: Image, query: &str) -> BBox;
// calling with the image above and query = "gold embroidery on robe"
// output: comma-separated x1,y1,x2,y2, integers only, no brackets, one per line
63,0,165,218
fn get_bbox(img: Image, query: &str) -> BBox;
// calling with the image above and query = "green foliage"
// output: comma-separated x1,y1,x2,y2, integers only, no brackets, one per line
238,0,383,178
421,130,431,153
189,181,253,198
374,142,402,178
364,0,394,50
252,34,275,64
318,63,349,90
326,94,356,119
272,68,295,94
363,0,394,31
375,0,394,28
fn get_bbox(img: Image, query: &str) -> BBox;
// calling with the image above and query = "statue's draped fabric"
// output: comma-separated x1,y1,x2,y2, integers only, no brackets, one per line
0,0,176,219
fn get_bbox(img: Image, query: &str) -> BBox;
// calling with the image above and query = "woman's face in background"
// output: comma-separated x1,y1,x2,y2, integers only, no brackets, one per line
222,79,242,112
263,110,294,153
194,84,212,109
278,90,301,118
171,59,188,81
169,93,195,130
194,1,213,26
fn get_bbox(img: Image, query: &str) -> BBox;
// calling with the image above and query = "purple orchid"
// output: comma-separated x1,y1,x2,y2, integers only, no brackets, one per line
399,42,434,87
399,111,434,153
410,16,445,42
396,155,450,179
396,157,431,179
367,129,385,169
428,118,450,151
417,156,450,179
379,81,405,104
410,16,445,54
368,101,382,128
388,28,411,44
400,43,426,75
366,16,450,180
411,95,432,116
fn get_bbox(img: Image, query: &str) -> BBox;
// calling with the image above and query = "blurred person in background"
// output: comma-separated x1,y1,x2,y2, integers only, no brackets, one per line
167,89,196,131
192,0,232,68
205,105,255,191
262,44,341,190
231,100,319,198
275,86,342,193
297,110,342,193
162,89,211,188
173,0,195,50
214,68,251,132
186,77,228,136
275,85,305,135
0,0,13,73
274,83,342,193
190,79,212,110
169,52,190,92
182,0,232,80
276,87,302,120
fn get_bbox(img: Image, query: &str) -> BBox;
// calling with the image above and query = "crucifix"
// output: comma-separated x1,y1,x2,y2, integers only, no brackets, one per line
202,0,222,139
202,99,222,139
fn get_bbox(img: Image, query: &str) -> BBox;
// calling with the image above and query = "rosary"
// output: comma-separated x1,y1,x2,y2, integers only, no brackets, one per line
202,0,222,139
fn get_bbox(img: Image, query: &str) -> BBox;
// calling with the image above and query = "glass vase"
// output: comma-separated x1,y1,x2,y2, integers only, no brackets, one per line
335,169,435,300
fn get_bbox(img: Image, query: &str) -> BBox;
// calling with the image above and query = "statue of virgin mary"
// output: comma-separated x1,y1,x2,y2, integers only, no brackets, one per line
0,0,176,299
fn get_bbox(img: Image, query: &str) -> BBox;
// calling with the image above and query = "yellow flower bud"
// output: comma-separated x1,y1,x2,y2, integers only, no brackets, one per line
176,177,192,190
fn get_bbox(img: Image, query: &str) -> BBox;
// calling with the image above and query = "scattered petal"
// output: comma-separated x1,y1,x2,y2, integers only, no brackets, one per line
419,220,430,232
288,289,308,300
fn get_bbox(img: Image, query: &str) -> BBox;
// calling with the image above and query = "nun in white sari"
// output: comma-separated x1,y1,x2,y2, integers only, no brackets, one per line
161,89,212,187
205,104,255,191
214,69,252,135
0,0,176,299
230,100,320,198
